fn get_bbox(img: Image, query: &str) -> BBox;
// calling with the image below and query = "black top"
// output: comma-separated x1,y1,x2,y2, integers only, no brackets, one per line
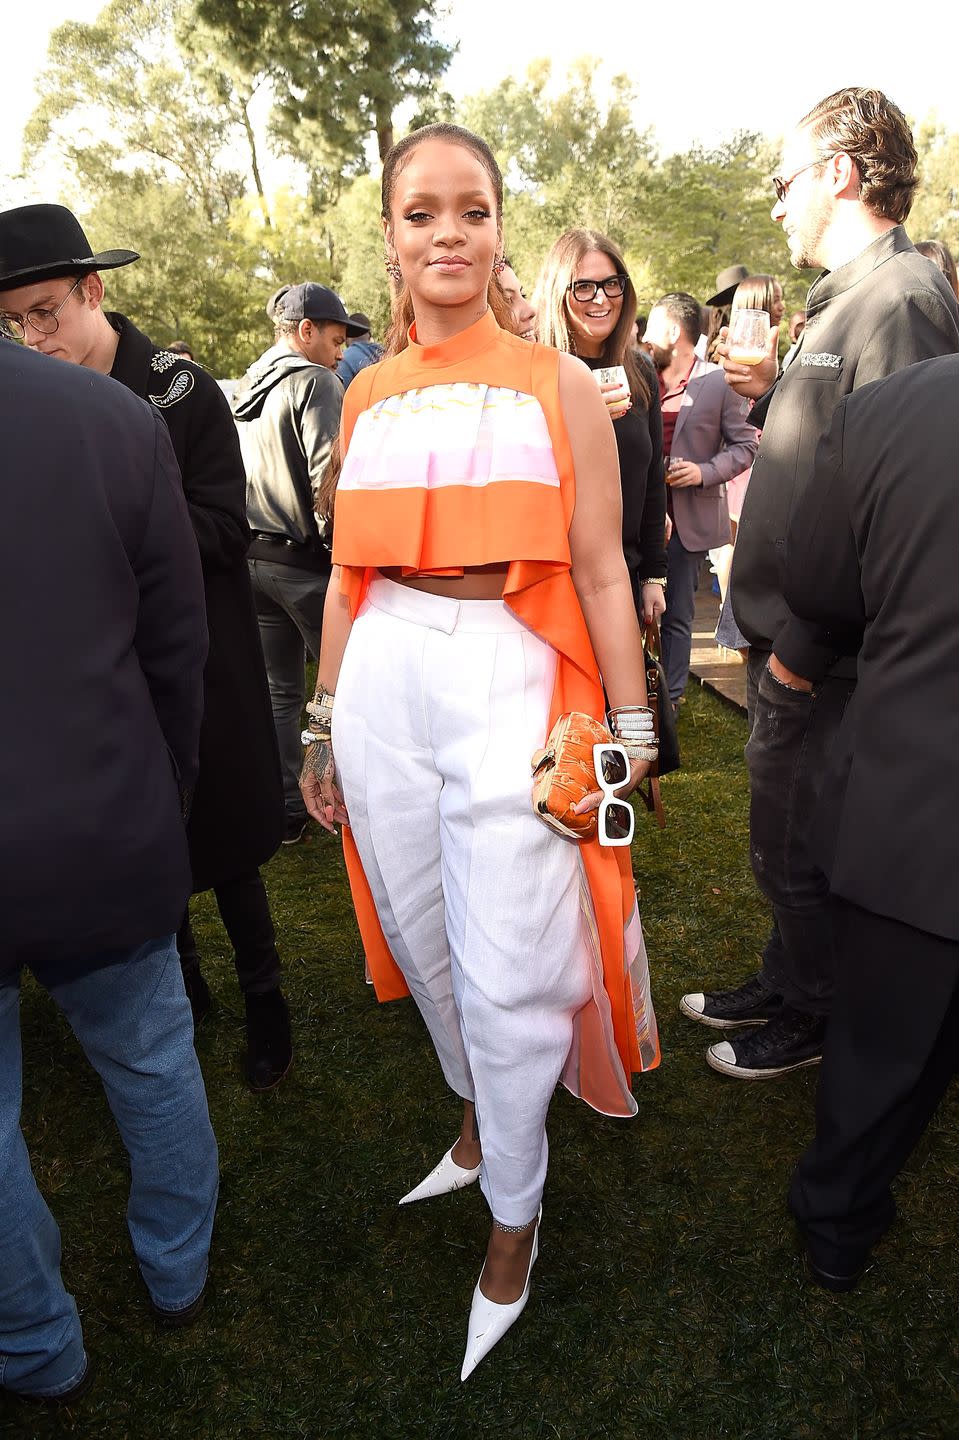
784,355,959,940
575,355,665,613
731,226,959,677
108,314,284,891
581,352,667,612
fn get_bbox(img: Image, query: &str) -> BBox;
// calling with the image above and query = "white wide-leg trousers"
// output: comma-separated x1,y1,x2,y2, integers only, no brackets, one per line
333,576,592,1226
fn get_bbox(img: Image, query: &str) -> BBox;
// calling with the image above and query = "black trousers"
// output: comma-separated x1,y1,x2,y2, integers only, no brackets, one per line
745,648,855,1014
789,899,959,1267
177,869,281,996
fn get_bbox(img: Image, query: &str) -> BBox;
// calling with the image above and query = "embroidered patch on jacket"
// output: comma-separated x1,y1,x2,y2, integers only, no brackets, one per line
151,351,180,374
800,352,842,370
150,371,195,408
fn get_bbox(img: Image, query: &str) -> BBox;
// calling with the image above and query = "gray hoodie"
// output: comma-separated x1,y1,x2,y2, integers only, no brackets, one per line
233,342,343,570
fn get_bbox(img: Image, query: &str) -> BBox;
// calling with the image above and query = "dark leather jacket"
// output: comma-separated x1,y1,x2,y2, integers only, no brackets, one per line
233,343,343,571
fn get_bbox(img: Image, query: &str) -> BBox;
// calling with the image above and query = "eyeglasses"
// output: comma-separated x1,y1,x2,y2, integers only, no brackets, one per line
771,155,834,203
0,276,85,342
593,744,635,847
569,274,628,304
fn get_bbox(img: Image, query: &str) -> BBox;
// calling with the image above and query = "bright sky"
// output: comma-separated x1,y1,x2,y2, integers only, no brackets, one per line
3,0,956,200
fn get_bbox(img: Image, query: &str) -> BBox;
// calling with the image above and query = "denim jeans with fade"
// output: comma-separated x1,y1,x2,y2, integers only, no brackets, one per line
0,934,218,1398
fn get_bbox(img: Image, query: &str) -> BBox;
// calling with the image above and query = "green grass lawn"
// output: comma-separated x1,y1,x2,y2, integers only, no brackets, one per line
5,685,957,1439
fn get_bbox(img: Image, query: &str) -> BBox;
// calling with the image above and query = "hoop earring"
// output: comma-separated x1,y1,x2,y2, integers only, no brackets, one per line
492,257,506,275
384,255,402,281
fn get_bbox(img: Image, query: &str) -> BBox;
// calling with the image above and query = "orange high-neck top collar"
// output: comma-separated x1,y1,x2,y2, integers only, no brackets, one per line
405,307,500,369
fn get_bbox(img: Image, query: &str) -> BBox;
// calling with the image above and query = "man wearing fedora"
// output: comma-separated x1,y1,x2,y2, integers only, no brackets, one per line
0,203,292,1093
233,282,364,842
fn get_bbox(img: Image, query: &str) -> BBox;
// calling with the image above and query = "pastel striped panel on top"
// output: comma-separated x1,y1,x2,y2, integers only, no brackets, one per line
338,383,561,492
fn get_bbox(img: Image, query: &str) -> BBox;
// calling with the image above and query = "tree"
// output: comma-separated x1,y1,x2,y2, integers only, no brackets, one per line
458,60,656,292
24,0,250,226
910,119,959,256
189,0,454,191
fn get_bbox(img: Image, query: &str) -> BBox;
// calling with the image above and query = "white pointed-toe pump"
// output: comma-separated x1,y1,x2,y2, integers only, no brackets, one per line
460,1208,542,1382
398,1145,482,1206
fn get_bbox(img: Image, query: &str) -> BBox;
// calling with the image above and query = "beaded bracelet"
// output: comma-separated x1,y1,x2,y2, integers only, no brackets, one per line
301,728,331,747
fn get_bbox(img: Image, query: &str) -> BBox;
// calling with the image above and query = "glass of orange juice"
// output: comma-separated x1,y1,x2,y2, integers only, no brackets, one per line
728,308,771,366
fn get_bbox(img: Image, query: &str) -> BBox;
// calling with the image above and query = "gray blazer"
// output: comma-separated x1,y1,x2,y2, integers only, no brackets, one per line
668,357,759,551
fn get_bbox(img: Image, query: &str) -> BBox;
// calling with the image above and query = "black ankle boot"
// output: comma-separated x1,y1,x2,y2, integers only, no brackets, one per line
243,988,293,1092
182,967,212,1027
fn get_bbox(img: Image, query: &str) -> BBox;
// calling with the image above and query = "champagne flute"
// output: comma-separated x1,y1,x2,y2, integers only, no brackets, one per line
727,308,771,367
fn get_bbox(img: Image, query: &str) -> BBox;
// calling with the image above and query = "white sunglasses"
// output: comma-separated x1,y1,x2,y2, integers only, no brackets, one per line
592,743,635,847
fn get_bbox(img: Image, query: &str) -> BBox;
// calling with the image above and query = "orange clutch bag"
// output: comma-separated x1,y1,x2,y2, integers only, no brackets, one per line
530,711,612,841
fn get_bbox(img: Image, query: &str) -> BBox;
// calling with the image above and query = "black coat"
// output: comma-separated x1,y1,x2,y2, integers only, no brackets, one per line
1,342,206,967
109,315,284,891
734,226,959,676
783,354,959,941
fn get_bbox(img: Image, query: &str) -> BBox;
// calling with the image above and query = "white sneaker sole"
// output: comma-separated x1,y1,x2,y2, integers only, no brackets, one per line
706,1048,822,1080
679,995,773,1030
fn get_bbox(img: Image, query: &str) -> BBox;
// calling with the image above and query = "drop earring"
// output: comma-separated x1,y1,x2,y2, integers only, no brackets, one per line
384,254,402,282
492,257,506,275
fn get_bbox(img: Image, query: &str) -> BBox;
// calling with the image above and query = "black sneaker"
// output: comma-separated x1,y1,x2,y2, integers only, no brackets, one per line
680,971,783,1029
243,988,293,1092
706,1006,825,1079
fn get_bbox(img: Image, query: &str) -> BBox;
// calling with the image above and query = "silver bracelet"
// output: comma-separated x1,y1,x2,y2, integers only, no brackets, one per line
306,690,335,723
300,728,331,748
622,742,659,762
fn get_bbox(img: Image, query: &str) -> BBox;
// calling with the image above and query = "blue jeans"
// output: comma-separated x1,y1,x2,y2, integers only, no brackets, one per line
0,935,218,1398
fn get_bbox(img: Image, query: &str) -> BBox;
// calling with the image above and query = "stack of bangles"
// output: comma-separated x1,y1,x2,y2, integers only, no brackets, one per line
300,688,335,749
607,706,659,763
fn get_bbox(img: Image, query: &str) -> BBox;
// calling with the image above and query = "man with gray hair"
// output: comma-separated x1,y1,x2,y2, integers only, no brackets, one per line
234,283,365,842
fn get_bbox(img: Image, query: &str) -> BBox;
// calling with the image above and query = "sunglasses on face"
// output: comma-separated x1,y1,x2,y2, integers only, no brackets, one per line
771,154,833,203
593,744,635,848
568,274,628,304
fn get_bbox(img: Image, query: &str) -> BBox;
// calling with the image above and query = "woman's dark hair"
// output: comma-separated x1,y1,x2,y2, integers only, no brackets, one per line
380,123,512,357
534,228,651,408
915,239,959,300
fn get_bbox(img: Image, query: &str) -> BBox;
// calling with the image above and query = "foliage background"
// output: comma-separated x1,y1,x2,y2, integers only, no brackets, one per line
15,0,959,376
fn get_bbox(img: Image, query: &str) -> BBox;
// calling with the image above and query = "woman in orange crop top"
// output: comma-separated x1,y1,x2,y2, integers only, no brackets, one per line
301,124,660,1380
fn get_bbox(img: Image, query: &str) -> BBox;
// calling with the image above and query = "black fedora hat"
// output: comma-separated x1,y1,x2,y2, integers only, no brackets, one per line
706,263,750,309
0,204,139,290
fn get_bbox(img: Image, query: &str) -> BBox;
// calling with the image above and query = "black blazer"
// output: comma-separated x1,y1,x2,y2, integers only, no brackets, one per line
783,354,959,941
0,342,206,967
735,225,959,676
109,316,284,891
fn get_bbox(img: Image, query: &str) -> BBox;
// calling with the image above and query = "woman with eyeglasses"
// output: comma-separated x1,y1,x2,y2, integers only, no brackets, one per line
302,125,660,1378
536,230,667,630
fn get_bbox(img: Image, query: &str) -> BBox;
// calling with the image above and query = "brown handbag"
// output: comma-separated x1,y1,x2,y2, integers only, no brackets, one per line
530,711,613,841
